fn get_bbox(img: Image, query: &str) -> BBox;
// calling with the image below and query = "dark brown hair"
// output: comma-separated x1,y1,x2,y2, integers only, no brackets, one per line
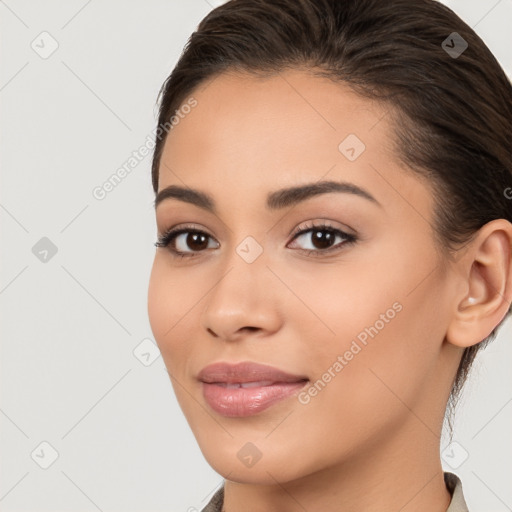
151,0,512,425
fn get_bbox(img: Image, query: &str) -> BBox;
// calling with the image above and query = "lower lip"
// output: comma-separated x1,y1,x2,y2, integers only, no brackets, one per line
202,381,308,417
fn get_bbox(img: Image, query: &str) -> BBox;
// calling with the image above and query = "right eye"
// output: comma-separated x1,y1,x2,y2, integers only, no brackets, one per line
154,225,220,258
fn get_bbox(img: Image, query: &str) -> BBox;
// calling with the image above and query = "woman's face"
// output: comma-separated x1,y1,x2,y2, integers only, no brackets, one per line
147,69,463,484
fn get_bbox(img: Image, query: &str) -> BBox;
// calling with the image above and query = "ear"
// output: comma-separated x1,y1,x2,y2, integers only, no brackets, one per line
446,218,512,348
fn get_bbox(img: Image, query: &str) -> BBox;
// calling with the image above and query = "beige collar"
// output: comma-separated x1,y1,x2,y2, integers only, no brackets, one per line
201,471,469,512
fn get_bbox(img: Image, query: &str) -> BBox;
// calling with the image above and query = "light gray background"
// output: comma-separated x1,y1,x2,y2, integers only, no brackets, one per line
1,1,511,511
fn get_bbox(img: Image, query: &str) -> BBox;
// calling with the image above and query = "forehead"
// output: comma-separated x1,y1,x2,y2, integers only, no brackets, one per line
162,68,390,162
157,69,432,219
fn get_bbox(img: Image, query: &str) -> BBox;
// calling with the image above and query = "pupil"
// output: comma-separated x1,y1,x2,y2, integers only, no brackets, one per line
312,230,333,249
189,233,208,250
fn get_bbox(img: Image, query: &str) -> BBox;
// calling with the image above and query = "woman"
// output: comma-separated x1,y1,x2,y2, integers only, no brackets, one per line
147,0,512,510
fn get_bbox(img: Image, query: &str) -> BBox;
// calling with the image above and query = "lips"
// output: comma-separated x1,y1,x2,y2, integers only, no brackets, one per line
197,361,308,385
198,361,309,417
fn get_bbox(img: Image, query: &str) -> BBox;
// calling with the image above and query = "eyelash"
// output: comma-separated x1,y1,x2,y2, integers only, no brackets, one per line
154,221,357,259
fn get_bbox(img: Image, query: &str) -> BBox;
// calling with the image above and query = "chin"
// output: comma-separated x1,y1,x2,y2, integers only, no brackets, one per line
196,436,314,485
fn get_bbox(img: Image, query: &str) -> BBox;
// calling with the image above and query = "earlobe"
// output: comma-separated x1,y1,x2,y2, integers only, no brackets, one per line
445,219,512,349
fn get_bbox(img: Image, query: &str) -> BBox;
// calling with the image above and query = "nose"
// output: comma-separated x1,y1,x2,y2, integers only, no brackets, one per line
200,254,283,342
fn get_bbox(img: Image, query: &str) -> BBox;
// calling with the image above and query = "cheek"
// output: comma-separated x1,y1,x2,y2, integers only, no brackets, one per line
284,248,444,417
282,296,441,468
147,256,197,364
147,259,170,341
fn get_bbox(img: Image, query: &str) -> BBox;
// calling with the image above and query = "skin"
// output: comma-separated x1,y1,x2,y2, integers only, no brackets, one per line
147,68,512,512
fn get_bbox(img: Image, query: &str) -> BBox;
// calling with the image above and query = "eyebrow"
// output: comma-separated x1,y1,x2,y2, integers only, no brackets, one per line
154,180,382,213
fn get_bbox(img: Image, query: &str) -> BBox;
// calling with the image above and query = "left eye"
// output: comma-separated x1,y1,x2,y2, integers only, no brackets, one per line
288,224,357,254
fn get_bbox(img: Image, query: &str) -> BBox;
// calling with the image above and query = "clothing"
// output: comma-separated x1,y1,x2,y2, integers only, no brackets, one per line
201,471,469,512
445,472,470,512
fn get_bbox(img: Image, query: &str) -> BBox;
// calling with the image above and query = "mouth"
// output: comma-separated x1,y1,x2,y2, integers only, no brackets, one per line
214,380,279,388
198,361,309,417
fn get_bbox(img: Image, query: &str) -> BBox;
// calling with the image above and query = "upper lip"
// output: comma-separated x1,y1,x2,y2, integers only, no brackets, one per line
198,361,309,384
